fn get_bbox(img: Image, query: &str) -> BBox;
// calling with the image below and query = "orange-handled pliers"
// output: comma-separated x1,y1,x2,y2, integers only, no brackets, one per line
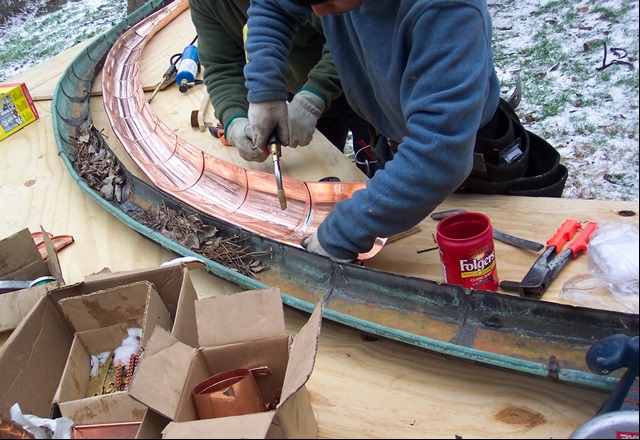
208,123,231,146
500,220,598,298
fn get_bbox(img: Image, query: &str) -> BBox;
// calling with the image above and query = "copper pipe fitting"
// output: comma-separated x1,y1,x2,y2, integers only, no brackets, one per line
192,367,271,419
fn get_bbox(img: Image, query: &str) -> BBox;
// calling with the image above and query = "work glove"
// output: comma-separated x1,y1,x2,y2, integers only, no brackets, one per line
301,231,354,264
248,100,289,153
225,117,268,163
287,91,326,148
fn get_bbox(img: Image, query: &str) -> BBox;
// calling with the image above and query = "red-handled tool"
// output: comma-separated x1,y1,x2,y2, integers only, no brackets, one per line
208,123,231,146
500,220,598,298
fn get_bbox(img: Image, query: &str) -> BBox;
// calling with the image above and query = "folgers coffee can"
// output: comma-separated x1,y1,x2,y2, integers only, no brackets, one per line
435,212,499,291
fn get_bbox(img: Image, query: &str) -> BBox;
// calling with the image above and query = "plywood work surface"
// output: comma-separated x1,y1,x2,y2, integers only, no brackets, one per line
1,6,637,439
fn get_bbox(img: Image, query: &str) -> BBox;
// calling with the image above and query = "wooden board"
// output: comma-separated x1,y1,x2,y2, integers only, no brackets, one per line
0,6,636,438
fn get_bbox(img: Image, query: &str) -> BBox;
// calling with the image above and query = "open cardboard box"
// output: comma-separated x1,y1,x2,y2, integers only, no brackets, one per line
53,280,173,425
0,261,201,424
129,287,323,439
0,227,64,334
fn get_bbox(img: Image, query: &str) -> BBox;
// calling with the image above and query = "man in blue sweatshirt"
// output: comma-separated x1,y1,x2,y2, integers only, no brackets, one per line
189,0,370,162
244,0,502,262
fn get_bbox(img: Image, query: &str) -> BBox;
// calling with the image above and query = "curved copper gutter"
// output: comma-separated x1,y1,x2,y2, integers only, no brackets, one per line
52,0,639,393
101,0,383,259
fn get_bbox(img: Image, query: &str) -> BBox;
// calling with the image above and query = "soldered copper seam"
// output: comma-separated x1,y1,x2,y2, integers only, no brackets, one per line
101,0,384,259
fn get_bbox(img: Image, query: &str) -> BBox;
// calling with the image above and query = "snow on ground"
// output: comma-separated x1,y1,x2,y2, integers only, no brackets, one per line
1,0,638,202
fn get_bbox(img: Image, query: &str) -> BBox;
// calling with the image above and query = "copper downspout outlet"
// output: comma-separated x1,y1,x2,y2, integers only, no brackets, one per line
192,367,271,419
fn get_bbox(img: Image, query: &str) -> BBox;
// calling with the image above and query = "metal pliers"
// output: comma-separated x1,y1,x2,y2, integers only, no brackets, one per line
500,219,598,298
268,133,287,210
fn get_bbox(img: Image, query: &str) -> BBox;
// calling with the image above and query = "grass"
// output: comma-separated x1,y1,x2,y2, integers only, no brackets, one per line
491,0,638,201
0,0,127,81
2,0,638,201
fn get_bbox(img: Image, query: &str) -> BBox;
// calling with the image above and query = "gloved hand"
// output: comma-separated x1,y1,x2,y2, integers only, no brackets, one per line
287,91,326,148
301,231,353,263
225,117,268,162
248,100,289,153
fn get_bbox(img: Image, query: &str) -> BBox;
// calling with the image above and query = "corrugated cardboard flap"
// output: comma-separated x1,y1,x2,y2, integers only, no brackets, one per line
128,326,196,420
0,295,74,418
41,225,64,283
196,287,285,347
0,228,45,279
279,300,324,407
68,263,200,348
0,227,64,333
58,281,157,333
161,412,275,439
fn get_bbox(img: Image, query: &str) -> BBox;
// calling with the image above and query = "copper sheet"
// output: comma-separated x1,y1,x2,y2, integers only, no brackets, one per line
100,0,384,259
71,422,141,439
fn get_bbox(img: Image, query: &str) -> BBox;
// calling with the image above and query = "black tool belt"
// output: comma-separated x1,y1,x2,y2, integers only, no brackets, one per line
458,99,568,197
361,99,567,198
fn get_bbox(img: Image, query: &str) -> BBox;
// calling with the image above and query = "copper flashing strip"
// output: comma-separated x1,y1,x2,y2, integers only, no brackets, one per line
101,0,384,259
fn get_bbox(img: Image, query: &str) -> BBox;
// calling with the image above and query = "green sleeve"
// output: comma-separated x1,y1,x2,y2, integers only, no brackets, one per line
189,0,249,127
298,15,343,107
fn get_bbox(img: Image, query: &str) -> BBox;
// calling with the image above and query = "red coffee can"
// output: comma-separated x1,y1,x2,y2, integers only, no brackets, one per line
435,211,499,291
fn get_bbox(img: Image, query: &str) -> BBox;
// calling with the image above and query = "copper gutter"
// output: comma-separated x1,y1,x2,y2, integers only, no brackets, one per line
52,0,638,393
100,0,383,259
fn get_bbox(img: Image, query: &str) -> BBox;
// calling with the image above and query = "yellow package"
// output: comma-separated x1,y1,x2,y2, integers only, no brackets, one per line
0,82,39,141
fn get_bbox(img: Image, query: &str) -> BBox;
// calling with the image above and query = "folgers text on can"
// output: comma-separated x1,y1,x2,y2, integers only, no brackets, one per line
435,211,499,291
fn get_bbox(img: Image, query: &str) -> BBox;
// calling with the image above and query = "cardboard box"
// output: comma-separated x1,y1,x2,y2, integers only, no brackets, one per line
0,227,64,334
53,281,173,424
0,262,200,422
129,287,322,439
0,82,39,141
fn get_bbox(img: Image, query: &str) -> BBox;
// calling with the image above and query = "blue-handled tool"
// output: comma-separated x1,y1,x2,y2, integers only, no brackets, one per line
569,333,639,439
176,44,199,93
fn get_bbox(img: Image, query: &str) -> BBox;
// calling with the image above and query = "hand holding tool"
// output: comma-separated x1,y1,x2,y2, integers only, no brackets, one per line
500,220,598,298
431,209,545,252
248,101,289,151
269,133,287,210
223,119,269,162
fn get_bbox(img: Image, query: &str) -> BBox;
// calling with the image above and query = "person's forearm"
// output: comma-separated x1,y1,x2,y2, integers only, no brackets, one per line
190,0,248,126
303,43,343,106
244,0,309,103
301,15,342,105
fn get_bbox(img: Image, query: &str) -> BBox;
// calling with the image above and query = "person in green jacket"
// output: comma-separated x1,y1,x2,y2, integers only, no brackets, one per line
189,0,370,164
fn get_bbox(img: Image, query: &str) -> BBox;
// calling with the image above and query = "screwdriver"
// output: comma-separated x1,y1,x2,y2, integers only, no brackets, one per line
268,133,287,210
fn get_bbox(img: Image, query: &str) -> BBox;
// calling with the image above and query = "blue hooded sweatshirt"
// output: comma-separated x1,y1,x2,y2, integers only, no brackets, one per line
244,0,500,260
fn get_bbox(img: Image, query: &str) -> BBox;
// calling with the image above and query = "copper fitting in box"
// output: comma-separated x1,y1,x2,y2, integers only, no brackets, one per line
71,421,141,439
192,366,271,419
